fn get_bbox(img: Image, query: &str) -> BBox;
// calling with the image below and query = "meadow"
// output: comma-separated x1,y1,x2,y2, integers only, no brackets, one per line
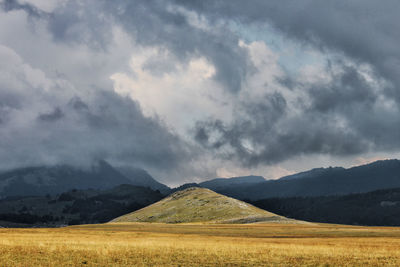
1,222,400,266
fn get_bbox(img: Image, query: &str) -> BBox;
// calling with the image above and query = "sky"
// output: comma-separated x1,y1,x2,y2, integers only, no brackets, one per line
1,0,400,186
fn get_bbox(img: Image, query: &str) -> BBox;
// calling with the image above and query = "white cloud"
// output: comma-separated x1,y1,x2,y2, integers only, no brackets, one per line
111,46,235,134
110,39,293,138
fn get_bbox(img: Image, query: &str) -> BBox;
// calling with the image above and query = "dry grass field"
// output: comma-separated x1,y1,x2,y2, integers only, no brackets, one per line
1,222,400,266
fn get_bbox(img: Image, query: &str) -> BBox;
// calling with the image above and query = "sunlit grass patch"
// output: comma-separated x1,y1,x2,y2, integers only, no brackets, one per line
1,223,400,266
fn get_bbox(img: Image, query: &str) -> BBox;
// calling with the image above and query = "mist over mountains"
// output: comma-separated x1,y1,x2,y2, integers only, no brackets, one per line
0,160,168,197
2,159,400,200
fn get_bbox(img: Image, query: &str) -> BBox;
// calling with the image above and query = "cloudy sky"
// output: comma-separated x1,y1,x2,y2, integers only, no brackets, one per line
1,0,400,185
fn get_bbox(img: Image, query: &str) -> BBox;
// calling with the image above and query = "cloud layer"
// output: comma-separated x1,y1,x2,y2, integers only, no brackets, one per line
1,0,400,183
179,0,400,165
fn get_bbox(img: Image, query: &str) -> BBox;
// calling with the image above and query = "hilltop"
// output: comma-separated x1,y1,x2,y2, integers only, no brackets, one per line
111,187,296,224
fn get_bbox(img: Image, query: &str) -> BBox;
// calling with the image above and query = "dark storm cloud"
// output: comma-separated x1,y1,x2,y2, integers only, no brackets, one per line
0,0,42,17
194,62,395,166
0,39,193,182
0,87,192,172
103,0,252,93
7,0,251,93
47,1,113,50
176,0,400,96
171,0,400,165
61,90,193,170
69,97,89,111
2,0,400,177
308,64,377,113
38,107,64,122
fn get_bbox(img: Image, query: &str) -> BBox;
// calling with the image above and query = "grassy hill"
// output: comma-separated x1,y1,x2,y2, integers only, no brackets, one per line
111,187,295,224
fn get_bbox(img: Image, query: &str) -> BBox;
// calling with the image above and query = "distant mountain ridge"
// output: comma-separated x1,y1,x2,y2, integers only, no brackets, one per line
209,159,400,200
278,167,345,181
3,158,400,203
0,160,170,197
199,175,265,191
117,167,170,194
169,159,400,201
170,176,265,193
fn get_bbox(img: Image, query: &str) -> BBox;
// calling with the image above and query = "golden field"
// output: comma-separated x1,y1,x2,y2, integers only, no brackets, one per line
1,222,400,266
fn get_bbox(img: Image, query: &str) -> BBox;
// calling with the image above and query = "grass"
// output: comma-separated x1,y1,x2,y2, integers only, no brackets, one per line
1,223,400,266
112,187,292,223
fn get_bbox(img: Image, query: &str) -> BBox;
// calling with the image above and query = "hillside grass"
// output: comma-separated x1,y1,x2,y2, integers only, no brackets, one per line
1,223,400,266
112,187,291,223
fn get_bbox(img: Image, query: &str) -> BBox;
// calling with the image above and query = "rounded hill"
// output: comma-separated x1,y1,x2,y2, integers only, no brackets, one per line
111,187,296,224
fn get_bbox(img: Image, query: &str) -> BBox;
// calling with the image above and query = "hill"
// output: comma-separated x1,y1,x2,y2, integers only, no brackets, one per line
111,187,295,224
170,183,201,193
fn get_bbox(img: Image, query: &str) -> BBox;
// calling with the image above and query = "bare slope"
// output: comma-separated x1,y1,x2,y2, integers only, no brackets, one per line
111,187,295,223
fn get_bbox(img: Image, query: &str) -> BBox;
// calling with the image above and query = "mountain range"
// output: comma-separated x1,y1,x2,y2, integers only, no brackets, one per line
3,159,400,201
0,160,169,197
2,159,400,227
184,160,400,201
198,175,265,191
